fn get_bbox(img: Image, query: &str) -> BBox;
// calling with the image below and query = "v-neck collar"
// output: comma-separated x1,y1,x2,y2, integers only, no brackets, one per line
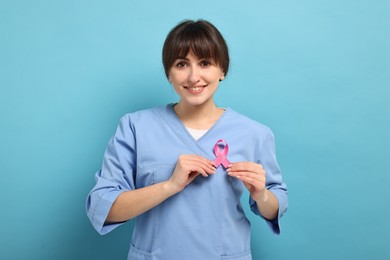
159,103,230,157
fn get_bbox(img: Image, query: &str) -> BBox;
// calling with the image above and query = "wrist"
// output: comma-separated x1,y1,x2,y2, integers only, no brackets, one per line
162,180,182,196
257,189,269,203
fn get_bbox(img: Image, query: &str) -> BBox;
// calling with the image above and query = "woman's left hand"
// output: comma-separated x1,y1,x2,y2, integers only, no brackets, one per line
227,162,266,202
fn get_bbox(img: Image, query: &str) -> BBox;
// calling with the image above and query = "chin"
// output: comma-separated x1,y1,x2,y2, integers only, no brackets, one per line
180,97,214,107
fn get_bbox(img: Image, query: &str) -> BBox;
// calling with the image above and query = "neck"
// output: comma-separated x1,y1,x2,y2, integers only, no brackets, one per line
174,101,224,130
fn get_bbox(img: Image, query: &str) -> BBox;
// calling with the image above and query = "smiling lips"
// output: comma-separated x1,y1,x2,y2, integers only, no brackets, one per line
184,85,206,94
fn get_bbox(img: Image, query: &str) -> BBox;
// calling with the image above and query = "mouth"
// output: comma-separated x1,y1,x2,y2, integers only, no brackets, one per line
184,85,207,94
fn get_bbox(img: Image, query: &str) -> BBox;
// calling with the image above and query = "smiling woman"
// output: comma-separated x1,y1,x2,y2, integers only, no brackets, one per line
168,51,225,117
86,19,288,260
164,20,228,129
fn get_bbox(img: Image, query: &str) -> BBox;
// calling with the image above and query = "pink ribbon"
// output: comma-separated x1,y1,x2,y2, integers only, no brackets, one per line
212,139,231,168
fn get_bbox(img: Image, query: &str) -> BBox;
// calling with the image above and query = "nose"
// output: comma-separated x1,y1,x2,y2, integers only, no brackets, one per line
188,67,200,84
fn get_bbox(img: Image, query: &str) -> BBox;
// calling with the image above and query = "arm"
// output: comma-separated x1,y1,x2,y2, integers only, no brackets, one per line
106,181,177,223
227,162,279,220
106,154,216,223
251,187,279,220
86,114,215,234
227,129,288,234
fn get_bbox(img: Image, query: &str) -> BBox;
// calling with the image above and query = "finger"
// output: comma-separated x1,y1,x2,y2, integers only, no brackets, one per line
228,162,263,173
178,155,215,174
229,173,266,183
186,172,200,185
228,168,265,179
228,171,265,182
192,155,216,169
187,156,216,174
187,165,208,177
189,163,214,178
235,175,265,190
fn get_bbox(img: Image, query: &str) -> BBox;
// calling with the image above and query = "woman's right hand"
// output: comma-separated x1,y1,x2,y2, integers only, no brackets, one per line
168,154,216,193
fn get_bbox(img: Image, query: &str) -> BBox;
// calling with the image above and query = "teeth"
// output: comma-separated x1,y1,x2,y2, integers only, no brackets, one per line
188,87,202,91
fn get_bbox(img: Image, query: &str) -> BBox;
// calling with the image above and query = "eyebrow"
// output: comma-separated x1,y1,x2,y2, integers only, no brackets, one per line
175,56,212,61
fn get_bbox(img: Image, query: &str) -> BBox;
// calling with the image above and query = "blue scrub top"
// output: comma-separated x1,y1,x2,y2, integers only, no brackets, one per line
86,104,288,259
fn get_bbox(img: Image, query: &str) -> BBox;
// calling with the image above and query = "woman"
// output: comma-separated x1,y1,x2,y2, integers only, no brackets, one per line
86,19,288,259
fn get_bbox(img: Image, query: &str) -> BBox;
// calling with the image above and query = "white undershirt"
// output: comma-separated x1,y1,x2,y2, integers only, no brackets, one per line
186,127,208,141
184,108,225,141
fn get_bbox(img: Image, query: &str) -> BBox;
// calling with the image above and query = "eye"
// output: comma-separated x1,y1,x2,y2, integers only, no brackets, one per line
175,61,188,68
200,60,212,67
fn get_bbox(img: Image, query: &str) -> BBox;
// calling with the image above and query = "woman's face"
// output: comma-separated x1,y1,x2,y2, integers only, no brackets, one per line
169,50,225,108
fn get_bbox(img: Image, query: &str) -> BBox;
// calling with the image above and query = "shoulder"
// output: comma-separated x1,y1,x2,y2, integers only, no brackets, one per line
225,108,272,136
119,105,169,126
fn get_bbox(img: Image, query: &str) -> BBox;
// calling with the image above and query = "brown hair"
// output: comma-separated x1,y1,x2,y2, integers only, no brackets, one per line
162,19,229,78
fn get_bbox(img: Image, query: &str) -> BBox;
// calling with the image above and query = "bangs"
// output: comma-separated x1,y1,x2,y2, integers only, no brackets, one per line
175,28,217,61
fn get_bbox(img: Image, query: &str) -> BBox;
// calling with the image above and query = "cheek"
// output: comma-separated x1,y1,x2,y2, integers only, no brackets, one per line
205,69,224,83
170,76,185,86
170,71,187,83
205,74,222,84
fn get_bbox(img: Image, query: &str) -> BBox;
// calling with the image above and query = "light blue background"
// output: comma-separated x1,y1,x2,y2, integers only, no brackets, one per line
1,0,389,259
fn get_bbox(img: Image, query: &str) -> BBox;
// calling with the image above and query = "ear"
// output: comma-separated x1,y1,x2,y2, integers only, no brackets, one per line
219,72,225,81
168,75,172,82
